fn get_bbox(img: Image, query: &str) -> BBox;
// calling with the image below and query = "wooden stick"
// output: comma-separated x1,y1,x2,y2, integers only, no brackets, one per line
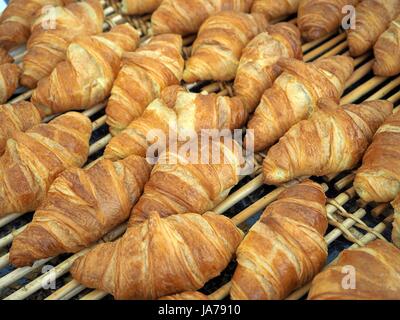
0,254,9,270
80,290,108,300
366,76,400,101
344,60,374,90
0,225,26,249
334,172,355,191
341,76,387,105
318,41,347,58
45,280,85,300
92,115,107,131
88,134,111,155
303,33,346,61
302,32,337,52
371,203,389,218
208,282,232,300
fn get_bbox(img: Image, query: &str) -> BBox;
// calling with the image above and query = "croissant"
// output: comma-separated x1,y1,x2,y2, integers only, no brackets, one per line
0,63,21,104
121,0,162,15
104,90,247,161
308,240,400,299
105,34,184,135
160,292,210,300
298,0,359,41
0,112,91,217
263,99,393,185
354,111,400,203
183,11,268,83
246,55,354,152
151,0,253,36
21,0,104,89
31,24,140,117
392,195,400,248
0,48,13,64
71,212,243,300
231,180,328,300
233,22,303,113
0,101,42,154
251,0,299,21
347,0,400,57
9,155,151,267
130,136,245,223
373,15,400,76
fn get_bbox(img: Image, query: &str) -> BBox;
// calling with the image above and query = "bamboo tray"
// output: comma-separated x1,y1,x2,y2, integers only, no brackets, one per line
0,2,399,300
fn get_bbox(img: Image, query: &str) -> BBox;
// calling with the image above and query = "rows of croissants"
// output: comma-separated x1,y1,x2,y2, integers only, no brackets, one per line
0,0,400,300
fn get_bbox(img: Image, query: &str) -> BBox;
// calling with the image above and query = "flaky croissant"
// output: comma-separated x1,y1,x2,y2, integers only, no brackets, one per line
10,155,151,267
121,0,162,15
251,0,300,21
21,0,104,89
298,0,359,41
233,22,302,113
0,101,41,154
263,99,393,185
151,0,253,36
347,0,400,57
160,292,210,300
0,112,91,217
71,212,243,300
308,240,400,299
373,14,400,76
183,11,268,83
392,195,400,248
105,34,184,135
0,63,21,104
31,24,140,117
231,180,328,300
246,55,354,152
354,111,400,203
0,48,13,64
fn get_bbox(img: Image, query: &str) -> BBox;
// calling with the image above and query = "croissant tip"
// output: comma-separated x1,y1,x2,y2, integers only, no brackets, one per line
20,74,38,89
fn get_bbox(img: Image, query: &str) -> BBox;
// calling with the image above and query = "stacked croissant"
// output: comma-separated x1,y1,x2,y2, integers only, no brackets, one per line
0,0,399,302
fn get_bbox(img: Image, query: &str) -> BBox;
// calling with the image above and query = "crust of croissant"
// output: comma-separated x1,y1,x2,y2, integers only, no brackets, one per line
0,101,42,154
251,0,300,21
0,112,91,217
151,0,254,36
21,0,104,89
392,196,400,248
246,55,354,152
347,0,400,57
9,155,151,267
0,63,21,104
71,212,243,300
0,48,13,64
233,22,303,113
31,24,140,117
231,180,327,300
105,34,184,135
308,240,400,299
159,291,210,300
121,0,162,15
298,0,359,41
183,11,268,83
263,99,393,185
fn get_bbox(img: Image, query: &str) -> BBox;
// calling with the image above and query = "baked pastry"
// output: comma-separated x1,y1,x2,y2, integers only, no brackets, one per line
231,180,328,300
31,24,140,117
354,111,400,203
21,0,104,89
0,63,21,104
105,34,184,135
151,0,253,36
0,112,91,217
183,11,268,83
347,0,400,57
251,0,300,21
392,195,400,248
263,99,393,185
71,212,243,300
308,240,400,299
0,47,13,64
121,0,162,15
246,55,354,152
233,22,303,113
10,155,151,267
160,292,210,300
0,101,42,154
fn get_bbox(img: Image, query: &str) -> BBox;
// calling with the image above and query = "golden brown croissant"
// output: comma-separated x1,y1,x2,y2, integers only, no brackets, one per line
246,55,354,152
0,62,21,104
160,292,210,300
0,47,13,64
105,34,184,135
130,136,245,223
0,101,41,154
263,99,393,185
21,0,104,89
183,11,268,83
231,180,328,300
298,0,359,41
354,111,400,203
71,212,243,300
373,15,400,76
121,0,162,15
251,0,300,21
31,24,140,117
392,195,400,248
151,0,254,36
104,90,247,161
308,240,400,299
9,155,151,267
0,112,91,217
347,0,400,57
233,22,303,113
